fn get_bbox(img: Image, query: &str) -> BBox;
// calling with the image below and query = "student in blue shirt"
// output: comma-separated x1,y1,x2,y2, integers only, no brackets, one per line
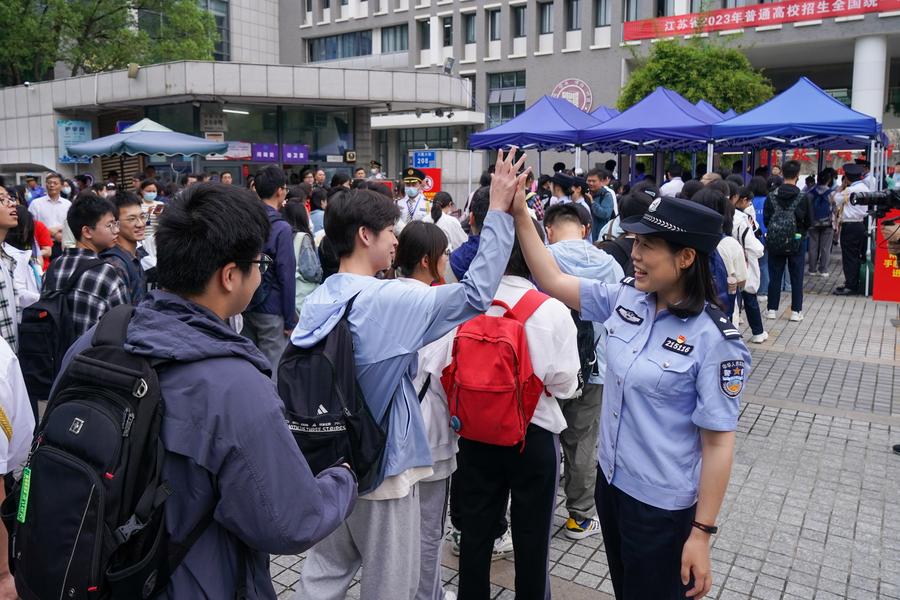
293,149,527,600
509,192,751,600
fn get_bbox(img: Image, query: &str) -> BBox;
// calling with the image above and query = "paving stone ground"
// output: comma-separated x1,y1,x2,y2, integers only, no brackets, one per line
271,249,900,599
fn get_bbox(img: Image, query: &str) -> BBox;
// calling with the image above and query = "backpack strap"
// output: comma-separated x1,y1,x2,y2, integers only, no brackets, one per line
704,304,741,340
417,373,431,403
60,258,107,295
91,304,135,347
508,289,549,324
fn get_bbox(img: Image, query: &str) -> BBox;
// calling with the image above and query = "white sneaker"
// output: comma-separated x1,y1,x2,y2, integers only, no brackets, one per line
819,272,829,278
789,311,804,322
444,591,458,600
749,332,769,344
492,528,514,560
765,310,777,320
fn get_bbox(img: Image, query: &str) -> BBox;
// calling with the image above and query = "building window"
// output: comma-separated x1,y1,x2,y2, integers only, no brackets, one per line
308,30,373,61
306,0,312,11
464,13,476,43
399,127,455,168
566,0,581,30
488,9,501,41
324,0,330,8
624,0,639,20
594,0,610,25
487,71,526,128
198,0,230,61
723,0,745,7
538,2,553,33
381,24,408,52
419,19,431,49
656,0,673,15
442,16,453,47
513,5,526,37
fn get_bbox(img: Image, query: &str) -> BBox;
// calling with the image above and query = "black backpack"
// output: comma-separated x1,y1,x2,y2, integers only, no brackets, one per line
1,305,222,600
246,211,285,311
277,294,388,494
766,193,803,255
570,310,598,397
18,259,106,402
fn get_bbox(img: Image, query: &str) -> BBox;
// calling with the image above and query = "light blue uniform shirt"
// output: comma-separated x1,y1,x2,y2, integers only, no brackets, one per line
580,277,751,511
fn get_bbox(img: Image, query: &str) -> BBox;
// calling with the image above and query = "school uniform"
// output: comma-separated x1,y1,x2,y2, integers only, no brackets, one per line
581,196,752,600
451,276,580,600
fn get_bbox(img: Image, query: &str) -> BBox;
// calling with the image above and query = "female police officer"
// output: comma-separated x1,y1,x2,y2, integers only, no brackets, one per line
509,188,750,600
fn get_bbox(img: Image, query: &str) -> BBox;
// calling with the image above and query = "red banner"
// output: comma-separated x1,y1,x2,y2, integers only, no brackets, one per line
624,0,900,41
421,168,442,201
873,209,900,303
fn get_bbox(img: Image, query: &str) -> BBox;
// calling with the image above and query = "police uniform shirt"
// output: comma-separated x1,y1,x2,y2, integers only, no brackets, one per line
396,193,429,225
837,180,870,223
579,277,751,511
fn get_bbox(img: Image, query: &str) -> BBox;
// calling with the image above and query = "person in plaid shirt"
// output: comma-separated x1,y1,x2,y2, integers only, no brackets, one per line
0,188,18,351
42,193,129,336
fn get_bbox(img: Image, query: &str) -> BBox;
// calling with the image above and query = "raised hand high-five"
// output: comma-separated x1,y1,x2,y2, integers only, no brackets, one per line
489,147,530,213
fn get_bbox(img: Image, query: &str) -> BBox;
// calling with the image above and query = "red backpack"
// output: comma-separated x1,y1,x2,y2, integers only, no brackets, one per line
441,290,548,447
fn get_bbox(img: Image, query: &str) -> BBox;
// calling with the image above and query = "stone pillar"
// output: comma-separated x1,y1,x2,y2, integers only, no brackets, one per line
851,35,887,123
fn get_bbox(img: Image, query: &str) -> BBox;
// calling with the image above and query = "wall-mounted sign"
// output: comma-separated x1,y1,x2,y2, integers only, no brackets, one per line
251,143,279,162
412,151,437,169
57,119,93,164
282,144,310,163
624,0,898,41
551,79,594,112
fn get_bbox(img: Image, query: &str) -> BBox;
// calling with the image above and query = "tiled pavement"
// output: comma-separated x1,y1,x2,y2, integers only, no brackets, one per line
272,250,900,599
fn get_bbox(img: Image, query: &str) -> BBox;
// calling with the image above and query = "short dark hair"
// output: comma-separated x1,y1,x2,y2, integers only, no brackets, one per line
325,188,400,258
544,203,586,229
635,162,646,174
604,160,617,171
139,179,158,191
666,164,683,178
587,168,612,181
817,169,833,186
708,179,731,198
553,162,566,172
330,172,350,188
112,190,142,217
725,174,744,188
45,172,63,184
747,175,768,198
255,165,287,199
67,193,116,241
310,188,328,211
767,175,784,192
678,180,704,200
155,183,270,296
368,182,392,198
288,183,312,203
394,220,448,282
781,160,801,180
479,171,492,187
506,218,545,278
469,186,491,233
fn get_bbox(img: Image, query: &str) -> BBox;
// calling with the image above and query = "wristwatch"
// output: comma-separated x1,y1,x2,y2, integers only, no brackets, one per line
691,520,718,535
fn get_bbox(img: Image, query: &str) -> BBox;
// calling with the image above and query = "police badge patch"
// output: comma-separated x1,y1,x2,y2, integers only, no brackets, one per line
719,360,745,398
615,305,644,325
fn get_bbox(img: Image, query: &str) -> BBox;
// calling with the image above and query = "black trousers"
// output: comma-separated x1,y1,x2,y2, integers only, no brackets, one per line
840,222,866,292
595,468,696,600
454,425,559,600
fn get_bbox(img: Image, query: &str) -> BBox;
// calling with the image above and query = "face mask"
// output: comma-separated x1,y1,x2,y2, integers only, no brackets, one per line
370,169,378,175
62,186,71,196
25,190,32,201
405,187,419,198
143,192,158,202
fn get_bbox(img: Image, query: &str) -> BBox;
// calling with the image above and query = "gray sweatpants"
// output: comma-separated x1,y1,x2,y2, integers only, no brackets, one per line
295,487,422,600
241,311,288,382
558,383,603,521
417,478,450,600
807,226,834,274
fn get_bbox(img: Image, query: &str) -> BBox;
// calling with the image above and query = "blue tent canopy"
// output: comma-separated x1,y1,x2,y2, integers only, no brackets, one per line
694,99,730,121
582,87,721,152
67,118,228,157
710,77,880,148
590,105,620,122
722,109,738,119
468,96,602,150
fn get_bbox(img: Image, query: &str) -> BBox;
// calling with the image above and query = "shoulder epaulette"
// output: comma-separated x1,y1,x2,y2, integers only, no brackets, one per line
620,276,636,287
704,305,741,339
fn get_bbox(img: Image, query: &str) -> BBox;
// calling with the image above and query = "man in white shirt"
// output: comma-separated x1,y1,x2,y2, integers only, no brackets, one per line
834,163,871,295
27,172,71,247
659,164,685,197
857,159,878,192
396,167,430,230
0,336,37,598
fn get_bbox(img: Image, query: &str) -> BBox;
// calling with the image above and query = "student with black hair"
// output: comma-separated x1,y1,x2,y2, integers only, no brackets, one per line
41,193,128,337
282,196,322,312
509,191,750,600
4,204,42,319
428,191,468,251
293,150,525,600
101,191,149,304
660,164,685,197
693,188,747,315
330,172,351,189
58,183,357,599
241,165,297,379
393,220,459,600
309,187,328,234
449,186,490,281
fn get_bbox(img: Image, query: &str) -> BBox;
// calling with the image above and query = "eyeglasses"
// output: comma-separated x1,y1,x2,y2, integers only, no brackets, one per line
122,213,149,224
95,221,120,232
241,254,273,275
0,197,15,208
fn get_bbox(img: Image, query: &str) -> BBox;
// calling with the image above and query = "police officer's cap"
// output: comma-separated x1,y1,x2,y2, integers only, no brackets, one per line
843,163,864,177
621,195,724,255
853,158,870,168
370,160,382,168
404,167,426,183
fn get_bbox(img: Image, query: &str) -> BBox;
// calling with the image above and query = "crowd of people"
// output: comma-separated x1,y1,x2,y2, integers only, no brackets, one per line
0,147,884,600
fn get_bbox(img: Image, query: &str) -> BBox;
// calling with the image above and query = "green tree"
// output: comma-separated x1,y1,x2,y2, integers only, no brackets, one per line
618,39,774,114
0,0,218,87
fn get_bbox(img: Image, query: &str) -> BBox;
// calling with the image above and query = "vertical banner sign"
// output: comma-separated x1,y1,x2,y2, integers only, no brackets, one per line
421,168,442,201
873,209,900,302
57,120,93,164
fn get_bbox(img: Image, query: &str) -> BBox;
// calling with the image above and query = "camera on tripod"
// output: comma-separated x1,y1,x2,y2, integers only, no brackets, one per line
850,189,900,220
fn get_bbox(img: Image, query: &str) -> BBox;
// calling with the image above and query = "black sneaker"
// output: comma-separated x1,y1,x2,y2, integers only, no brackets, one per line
833,287,857,296
893,444,900,456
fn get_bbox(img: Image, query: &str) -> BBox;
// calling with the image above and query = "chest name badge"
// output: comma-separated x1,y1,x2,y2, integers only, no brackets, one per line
662,337,694,355
615,305,644,325
720,360,745,398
